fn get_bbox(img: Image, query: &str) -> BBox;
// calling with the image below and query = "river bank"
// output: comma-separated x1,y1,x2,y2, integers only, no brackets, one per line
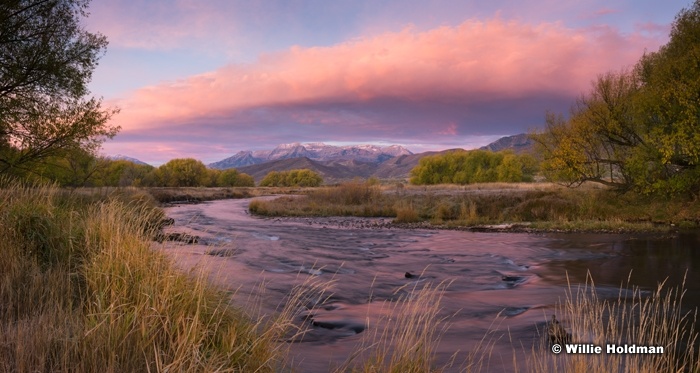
247,182,699,233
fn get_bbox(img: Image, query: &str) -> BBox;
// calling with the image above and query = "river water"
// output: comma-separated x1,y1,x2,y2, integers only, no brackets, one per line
160,198,700,372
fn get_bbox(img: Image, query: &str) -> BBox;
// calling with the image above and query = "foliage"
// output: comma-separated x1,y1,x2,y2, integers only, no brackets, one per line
259,168,323,187
533,1,700,196
87,159,152,187
0,0,119,176
409,149,537,185
28,147,104,186
214,168,255,187
156,158,209,187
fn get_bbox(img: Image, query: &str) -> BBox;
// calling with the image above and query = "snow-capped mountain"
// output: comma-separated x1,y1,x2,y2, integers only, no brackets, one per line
209,142,413,169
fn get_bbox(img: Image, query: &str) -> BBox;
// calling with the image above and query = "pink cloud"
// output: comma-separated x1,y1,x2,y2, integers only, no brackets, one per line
101,17,670,162
111,17,664,134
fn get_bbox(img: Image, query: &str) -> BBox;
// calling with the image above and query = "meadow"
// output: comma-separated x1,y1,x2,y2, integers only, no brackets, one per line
248,181,700,233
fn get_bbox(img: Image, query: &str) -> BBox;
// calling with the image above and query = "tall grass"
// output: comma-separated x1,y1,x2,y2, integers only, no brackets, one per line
336,280,452,373
527,273,699,373
249,182,700,231
0,180,292,372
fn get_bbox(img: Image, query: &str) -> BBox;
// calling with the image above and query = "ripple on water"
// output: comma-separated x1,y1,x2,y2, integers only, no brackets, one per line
251,232,280,241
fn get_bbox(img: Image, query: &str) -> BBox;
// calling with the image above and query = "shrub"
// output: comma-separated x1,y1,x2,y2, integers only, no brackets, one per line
260,169,323,187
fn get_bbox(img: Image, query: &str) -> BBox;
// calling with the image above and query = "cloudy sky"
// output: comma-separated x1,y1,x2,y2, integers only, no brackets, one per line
85,0,689,165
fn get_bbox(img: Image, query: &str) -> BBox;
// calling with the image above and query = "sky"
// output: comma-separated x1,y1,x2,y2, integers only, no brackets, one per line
84,0,690,165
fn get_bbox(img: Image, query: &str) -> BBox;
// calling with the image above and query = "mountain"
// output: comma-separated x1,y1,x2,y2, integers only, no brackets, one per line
211,136,536,183
236,157,378,183
108,154,150,166
237,151,459,183
479,133,534,154
209,142,413,169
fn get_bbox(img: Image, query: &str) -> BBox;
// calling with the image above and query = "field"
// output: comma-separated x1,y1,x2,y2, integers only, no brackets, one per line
248,182,700,233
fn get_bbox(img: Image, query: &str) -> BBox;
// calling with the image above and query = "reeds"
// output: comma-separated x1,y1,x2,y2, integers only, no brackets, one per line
336,280,452,373
527,273,700,373
0,180,291,372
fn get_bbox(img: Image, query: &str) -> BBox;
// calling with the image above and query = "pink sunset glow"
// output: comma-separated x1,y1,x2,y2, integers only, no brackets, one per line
86,0,684,164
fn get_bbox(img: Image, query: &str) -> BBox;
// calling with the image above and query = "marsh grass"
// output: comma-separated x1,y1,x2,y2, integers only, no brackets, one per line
0,180,296,372
249,181,700,232
527,273,699,373
336,280,452,373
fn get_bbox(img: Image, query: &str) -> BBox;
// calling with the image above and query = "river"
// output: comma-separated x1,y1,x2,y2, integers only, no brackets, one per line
160,198,700,372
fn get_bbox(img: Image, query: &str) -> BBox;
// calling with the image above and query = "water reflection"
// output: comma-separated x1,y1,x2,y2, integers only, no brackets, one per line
161,199,700,372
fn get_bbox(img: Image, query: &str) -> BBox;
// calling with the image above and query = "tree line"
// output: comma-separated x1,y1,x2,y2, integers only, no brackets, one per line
24,150,329,188
28,154,256,187
409,149,538,185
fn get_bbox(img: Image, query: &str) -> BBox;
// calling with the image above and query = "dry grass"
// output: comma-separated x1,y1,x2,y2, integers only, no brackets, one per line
527,273,699,373
336,280,452,373
249,181,700,232
0,180,297,372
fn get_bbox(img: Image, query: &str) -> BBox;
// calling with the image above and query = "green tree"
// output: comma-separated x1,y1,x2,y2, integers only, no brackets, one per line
533,71,643,189
90,159,154,187
532,1,700,195
409,149,535,185
158,158,208,187
259,169,323,187
0,0,118,176
216,169,255,187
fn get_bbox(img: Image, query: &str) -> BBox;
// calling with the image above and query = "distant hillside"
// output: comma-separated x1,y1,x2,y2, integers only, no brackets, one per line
479,133,534,154
107,154,151,166
209,142,412,169
236,157,378,183
214,135,535,183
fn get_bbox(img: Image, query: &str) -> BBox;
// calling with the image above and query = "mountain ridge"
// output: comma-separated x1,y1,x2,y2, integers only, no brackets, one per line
209,142,413,169
230,135,536,182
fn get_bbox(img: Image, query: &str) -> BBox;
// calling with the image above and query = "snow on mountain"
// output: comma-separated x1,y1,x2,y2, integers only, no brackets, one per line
209,143,413,169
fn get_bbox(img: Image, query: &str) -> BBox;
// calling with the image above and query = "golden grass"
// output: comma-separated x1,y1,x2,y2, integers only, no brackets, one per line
248,181,700,232
336,280,452,373
527,273,699,373
0,180,294,372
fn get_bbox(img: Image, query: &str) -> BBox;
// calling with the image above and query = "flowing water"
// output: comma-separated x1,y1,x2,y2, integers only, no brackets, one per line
160,198,700,372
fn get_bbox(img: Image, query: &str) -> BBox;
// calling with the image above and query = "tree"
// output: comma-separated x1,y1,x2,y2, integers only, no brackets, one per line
532,1,700,195
409,149,536,185
216,169,254,187
158,158,208,187
259,169,323,187
532,70,645,189
0,0,118,176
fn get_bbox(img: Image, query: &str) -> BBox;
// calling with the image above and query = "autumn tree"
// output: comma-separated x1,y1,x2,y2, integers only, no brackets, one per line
0,0,118,176
409,149,537,185
532,0,700,195
259,169,323,187
532,70,644,189
157,158,208,187
216,168,255,187
90,159,154,187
